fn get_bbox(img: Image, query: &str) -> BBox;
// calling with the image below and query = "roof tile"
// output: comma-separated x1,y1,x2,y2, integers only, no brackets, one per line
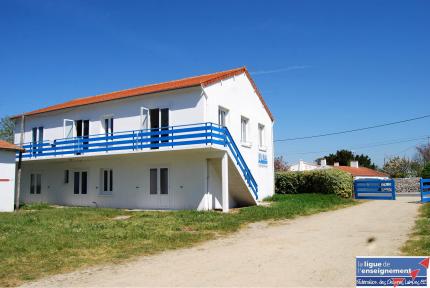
0,140,24,151
13,67,274,121
334,166,388,177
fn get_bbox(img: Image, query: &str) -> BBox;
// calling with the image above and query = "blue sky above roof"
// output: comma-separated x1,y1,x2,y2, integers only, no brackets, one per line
1,0,429,166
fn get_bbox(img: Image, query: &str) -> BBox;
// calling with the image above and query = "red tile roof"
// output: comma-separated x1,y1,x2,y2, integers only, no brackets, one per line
0,140,24,152
334,166,389,177
12,67,274,121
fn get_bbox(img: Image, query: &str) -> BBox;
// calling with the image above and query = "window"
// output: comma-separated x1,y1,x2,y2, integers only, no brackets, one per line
31,127,44,155
30,173,42,194
75,120,89,153
218,107,228,127
150,168,158,195
149,108,169,149
64,170,69,184
102,117,114,137
258,124,265,148
73,171,88,195
100,169,113,194
64,119,74,139
160,168,168,195
149,168,169,195
241,117,249,143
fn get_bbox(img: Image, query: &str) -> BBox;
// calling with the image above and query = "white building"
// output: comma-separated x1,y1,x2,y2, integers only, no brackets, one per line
0,140,24,212
12,67,275,212
289,159,329,172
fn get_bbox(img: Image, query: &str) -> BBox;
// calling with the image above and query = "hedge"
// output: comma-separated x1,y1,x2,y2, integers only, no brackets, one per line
422,163,430,179
275,169,353,198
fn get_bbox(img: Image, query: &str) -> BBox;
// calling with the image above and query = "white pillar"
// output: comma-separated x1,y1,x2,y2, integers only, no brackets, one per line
221,152,229,213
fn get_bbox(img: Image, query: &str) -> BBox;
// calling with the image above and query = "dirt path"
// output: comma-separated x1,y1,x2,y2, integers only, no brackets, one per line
23,196,420,287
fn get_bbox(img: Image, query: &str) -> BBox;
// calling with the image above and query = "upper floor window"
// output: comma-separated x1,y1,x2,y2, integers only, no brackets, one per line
32,127,44,155
102,116,114,138
64,119,74,139
241,117,249,144
218,107,228,127
258,124,266,149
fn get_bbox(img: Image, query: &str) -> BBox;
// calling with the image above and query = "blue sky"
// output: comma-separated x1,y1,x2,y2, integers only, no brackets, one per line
1,0,429,166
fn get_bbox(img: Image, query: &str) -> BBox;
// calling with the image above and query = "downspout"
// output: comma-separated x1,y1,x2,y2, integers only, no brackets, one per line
15,114,25,210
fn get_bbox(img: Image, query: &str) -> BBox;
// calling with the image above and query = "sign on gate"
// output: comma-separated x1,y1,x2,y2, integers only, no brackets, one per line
420,178,430,203
354,179,396,200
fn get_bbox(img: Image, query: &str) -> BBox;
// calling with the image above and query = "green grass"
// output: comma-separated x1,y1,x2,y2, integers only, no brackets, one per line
402,203,430,256
0,194,356,287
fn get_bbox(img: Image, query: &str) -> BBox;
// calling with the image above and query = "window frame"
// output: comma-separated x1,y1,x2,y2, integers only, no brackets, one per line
64,170,69,184
240,116,251,147
30,173,42,194
218,106,229,127
258,123,267,151
149,167,169,195
100,115,114,137
73,170,89,195
100,168,113,195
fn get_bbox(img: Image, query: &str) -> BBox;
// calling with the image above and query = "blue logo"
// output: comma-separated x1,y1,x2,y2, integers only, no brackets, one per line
356,257,429,287
258,153,268,165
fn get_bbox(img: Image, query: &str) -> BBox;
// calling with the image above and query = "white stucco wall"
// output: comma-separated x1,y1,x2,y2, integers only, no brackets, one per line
0,150,16,212
20,150,221,210
203,73,275,200
14,87,205,145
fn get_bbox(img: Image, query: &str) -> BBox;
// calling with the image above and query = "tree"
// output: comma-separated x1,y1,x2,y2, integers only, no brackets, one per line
317,149,376,169
0,117,15,143
382,156,419,178
416,143,430,164
274,156,289,172
422,163,430,179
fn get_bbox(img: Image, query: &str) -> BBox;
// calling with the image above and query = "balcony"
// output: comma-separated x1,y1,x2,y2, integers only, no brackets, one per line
18,122,258,199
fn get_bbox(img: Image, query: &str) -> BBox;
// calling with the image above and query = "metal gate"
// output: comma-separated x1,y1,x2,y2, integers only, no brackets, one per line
420,178,430,203
354,179,396,200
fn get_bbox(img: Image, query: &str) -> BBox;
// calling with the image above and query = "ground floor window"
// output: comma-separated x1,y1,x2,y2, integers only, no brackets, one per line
150,168,169,195
30,173,42,194
74,171,88,195
100,169,113,195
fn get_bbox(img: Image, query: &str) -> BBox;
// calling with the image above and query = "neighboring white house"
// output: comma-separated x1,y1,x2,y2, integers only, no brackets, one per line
12,67,275,212
289,159,389,180
0,140,24,212
289,159,330,172
333,161,389,180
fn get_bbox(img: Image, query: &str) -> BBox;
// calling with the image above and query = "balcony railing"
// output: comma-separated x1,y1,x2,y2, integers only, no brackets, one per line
18,122,258,199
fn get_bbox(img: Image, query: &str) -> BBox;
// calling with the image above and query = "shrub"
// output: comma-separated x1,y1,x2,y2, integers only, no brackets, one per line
422,163,430,179
275,169,353,198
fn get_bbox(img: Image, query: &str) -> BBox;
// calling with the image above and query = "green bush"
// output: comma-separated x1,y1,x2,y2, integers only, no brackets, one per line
422,163,430,179
275,169,353,198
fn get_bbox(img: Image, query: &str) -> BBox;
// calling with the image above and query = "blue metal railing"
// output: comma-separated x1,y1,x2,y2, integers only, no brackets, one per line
354,179,396,200
18,122,258,199
420,178,430,203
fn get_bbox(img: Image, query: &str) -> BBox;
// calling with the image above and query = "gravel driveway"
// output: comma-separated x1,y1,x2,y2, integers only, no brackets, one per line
23,196,420,287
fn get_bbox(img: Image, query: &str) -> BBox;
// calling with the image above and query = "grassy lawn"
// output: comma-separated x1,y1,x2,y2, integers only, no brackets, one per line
402,202,430,256
0,194,356,287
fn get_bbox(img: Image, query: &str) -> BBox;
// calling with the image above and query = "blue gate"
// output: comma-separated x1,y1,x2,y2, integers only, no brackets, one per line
420,178,430,203
354,179,396,200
